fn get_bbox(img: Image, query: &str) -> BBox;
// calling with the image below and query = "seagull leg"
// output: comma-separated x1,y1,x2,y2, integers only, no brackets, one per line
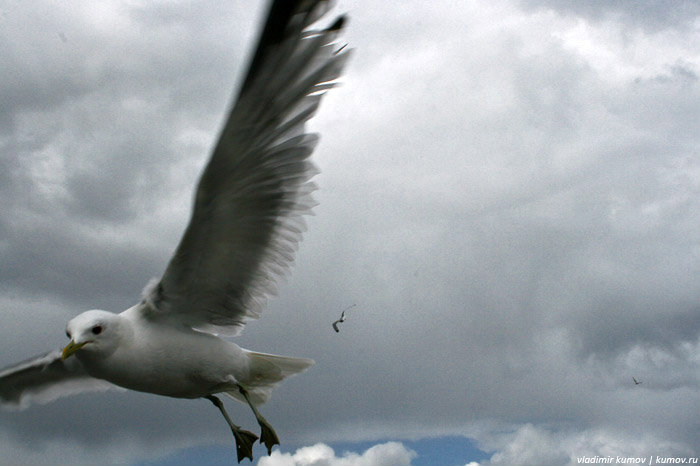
206,395,259,463
238,386,280,455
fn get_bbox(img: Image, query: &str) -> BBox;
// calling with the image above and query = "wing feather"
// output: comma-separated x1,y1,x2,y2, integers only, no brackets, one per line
0,351,117,409
142,0,350,335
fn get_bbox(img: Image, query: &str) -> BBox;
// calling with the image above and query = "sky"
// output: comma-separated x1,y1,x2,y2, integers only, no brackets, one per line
1,0,699,465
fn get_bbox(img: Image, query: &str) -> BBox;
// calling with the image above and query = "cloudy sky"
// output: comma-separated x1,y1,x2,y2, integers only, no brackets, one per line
1,0,699,465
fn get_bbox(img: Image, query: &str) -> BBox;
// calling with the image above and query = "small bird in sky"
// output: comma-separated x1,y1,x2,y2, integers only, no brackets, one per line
0,1,350,463
633,377,642,385
332,304,355,332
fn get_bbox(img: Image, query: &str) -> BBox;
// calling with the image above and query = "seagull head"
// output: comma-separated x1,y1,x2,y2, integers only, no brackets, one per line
62,310,123,360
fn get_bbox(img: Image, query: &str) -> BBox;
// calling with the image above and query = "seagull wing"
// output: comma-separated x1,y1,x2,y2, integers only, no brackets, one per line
140,0,350,335
0,351,117,409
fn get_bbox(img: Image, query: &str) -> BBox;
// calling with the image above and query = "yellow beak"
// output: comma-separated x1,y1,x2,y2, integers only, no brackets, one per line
61,340,89,360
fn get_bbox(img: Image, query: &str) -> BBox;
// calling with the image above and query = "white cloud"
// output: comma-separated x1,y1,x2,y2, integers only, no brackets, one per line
257,442,416,466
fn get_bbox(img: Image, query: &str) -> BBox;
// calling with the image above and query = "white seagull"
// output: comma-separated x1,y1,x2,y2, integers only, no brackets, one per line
0,1,349,463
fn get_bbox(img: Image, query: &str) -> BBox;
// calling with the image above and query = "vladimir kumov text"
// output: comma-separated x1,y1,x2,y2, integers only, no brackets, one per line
576,456,699,464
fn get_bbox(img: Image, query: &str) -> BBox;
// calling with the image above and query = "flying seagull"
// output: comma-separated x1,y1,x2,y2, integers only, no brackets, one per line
332,304,355,332
633,377,642,385
0,1,349,463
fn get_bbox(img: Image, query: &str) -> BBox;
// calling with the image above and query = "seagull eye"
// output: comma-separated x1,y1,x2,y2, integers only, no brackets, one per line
66,331,71,339
91,325,103,335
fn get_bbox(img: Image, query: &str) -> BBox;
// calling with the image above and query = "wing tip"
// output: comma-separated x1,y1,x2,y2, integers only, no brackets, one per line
328,15,346,32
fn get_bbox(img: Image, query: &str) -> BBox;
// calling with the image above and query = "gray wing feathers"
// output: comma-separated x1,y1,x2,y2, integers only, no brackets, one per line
0,351,115,409
146,1,349,335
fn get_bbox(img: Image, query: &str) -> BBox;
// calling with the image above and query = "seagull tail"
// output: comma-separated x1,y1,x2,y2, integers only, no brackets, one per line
225,351,314,405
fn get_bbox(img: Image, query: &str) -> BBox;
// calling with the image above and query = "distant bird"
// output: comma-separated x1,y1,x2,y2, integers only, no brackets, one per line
0,1,350,463
633,377,642,385
332,304,355,332
332,312,345,332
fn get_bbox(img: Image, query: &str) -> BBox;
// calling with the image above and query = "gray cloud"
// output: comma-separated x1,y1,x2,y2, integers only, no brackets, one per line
519,0,700,32
1,0,698,464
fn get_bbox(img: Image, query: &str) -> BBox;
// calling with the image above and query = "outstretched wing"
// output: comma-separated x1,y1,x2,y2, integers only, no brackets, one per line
0,351,117,409
141,0,350,335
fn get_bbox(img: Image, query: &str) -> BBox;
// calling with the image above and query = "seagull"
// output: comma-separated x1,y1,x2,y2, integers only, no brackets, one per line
0,1,349,463
633,377,642,385
332,304,355,332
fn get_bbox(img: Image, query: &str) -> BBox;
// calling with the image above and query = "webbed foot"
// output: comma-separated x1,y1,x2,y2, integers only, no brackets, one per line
257,417,280,455
232,427,259,463
206,395,259,463
237,385,280,455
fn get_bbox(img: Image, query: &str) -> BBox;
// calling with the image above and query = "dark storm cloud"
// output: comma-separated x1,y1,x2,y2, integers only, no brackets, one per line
0,0,262,307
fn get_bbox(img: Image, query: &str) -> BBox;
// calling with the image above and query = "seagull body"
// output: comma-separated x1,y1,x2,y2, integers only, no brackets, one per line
0,0,349,462
63,308,255,401
633,377,642,385
59,307,310,404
